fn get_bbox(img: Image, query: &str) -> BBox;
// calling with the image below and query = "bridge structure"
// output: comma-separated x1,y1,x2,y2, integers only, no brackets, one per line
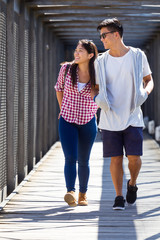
0,1,160,239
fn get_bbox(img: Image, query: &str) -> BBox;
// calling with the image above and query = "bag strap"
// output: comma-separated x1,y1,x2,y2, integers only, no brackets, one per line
63,64,71,85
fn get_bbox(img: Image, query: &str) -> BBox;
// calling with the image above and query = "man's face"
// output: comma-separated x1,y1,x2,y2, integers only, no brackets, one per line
99,27,115,49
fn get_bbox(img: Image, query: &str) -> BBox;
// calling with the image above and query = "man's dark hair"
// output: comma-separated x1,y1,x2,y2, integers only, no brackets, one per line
97,18,123,38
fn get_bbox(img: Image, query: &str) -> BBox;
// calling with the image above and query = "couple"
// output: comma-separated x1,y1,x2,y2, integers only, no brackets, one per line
54,18,154,210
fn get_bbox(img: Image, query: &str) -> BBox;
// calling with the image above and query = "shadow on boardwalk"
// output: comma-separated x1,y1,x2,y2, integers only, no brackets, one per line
97,155,137,239
96,131,160,240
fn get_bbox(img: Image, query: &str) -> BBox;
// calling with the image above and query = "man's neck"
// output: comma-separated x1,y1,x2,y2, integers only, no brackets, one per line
109,43,129,57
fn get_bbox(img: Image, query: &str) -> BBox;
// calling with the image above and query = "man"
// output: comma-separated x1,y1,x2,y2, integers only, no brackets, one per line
94,18,154,210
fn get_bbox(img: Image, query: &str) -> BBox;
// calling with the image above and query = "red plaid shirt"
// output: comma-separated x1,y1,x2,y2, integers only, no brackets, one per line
55,64,98,125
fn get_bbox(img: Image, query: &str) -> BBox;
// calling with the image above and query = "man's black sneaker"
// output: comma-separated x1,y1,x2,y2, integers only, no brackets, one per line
126,180,138,205
112,196,125,210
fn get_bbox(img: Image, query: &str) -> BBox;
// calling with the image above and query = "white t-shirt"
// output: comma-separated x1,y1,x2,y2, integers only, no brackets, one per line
78,82,86,92
96,49,152,131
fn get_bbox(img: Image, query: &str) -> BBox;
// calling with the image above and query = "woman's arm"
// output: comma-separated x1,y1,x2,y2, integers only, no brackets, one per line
56,91,63,110
91,84,99,99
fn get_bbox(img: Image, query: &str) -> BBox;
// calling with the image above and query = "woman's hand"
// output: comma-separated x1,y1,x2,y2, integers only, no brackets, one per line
56,91,63,109
58,112,61,119
91,84,99,99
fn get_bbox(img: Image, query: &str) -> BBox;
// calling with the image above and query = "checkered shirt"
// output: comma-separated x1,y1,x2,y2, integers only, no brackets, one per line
54,64,98,125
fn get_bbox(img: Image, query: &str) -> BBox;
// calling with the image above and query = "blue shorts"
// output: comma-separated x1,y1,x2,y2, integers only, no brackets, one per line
102,126,143,157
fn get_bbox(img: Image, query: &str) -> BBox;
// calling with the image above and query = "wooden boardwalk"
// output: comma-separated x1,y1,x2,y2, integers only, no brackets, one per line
0,132,160,240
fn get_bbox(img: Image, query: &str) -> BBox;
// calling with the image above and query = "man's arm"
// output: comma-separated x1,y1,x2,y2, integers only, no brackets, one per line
143,74,154,95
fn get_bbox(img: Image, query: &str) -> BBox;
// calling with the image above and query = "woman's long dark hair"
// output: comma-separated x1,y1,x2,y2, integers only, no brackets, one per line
70,39,98,86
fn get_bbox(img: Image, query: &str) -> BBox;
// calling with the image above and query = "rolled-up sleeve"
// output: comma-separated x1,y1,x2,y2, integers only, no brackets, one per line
54,64,66,92
142,51,152,77
94,59,100,85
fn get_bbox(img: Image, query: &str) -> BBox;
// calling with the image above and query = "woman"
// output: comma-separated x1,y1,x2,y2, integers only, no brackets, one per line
55,39,98,207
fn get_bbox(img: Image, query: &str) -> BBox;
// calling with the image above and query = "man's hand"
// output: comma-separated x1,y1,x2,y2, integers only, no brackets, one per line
143,74,154,95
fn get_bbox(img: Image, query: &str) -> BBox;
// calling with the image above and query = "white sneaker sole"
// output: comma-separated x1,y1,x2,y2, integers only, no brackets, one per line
126,201,136,206
113,206,125,210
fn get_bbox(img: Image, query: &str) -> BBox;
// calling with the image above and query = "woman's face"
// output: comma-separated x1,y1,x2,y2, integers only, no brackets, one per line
74,43,93,64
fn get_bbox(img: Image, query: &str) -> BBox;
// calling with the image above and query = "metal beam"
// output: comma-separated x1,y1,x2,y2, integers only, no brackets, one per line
24,0,160,49
25,0,160,7
34,8,160,16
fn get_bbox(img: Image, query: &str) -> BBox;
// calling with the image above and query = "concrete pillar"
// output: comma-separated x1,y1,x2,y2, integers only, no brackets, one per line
52,36,65,142
35,19,44,162
145,33,160,131
42,26,49,154
18,0,29,183
0,0,7,201
156,33,160,125
48,32,54,147
28,9,37,171
6,0,18,194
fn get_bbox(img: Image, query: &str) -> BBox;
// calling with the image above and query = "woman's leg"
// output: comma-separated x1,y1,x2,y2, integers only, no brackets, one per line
59,117,78,192
77,116,97,193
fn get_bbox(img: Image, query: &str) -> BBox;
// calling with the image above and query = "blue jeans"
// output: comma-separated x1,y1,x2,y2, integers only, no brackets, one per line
59,116,97,193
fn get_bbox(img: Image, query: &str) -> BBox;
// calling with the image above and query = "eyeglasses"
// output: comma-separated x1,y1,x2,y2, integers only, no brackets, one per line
100,31,115,40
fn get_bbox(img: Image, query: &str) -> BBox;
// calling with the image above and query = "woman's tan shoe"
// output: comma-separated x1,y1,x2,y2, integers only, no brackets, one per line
78,192,88,206
64,191,77,207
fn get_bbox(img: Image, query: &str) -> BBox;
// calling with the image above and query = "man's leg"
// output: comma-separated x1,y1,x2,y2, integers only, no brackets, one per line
126,155,142,205
110,155,125,210
102,129,125,209
124,126,143,185
123,126,143,204
110,155,123,196
127,155,142,186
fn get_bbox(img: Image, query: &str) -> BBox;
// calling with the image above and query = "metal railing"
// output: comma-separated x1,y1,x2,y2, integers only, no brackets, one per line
0,0,64,202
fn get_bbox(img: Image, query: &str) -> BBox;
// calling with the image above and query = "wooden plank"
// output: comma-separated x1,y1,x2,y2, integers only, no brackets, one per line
0,132,160,240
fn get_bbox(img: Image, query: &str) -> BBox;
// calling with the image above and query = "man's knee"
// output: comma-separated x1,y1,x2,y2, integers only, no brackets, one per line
127,155,141,162
111,155,123,164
